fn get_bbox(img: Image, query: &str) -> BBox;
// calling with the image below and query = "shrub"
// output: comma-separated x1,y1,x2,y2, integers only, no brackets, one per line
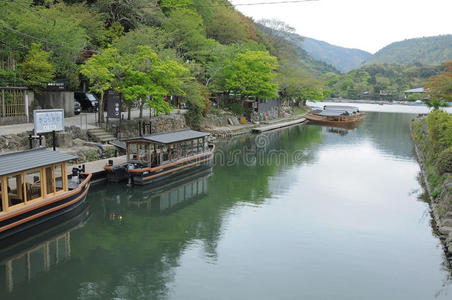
437,147,452,175
426,110,452,154
231,103,244,116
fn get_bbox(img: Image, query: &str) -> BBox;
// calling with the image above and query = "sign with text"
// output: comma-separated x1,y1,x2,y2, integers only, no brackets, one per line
106,89,122,119
34,109,64,135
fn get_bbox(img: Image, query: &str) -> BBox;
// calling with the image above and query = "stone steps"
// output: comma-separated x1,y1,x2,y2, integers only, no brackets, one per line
87,127,116,143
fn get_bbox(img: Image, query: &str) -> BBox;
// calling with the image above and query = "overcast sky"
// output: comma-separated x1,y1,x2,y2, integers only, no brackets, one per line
230,0,452,54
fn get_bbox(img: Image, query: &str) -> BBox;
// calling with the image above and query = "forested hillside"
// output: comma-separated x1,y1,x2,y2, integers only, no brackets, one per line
366,35,452,66
289,35,371,73
0,0,327,126
323,63,443,100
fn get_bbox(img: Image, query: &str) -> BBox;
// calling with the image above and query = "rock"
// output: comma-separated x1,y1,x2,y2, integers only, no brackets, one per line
442,218,452,227
56,131,73,148
439,226,452,235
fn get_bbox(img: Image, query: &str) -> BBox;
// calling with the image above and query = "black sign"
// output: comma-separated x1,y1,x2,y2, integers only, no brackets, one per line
46,81,66,90
106,90,121,119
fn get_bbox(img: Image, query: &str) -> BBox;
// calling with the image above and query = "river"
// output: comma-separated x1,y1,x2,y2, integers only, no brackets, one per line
0,105,451,299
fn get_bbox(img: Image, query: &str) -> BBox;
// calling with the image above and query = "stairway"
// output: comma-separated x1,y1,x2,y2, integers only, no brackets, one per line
87,127,116,144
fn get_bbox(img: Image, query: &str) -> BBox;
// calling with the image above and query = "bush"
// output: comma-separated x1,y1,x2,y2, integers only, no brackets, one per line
437,147,452,175
231,103,244,116
426,110,452,154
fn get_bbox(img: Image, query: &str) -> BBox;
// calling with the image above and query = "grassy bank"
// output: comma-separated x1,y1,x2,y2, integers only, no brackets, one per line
411,110,452,255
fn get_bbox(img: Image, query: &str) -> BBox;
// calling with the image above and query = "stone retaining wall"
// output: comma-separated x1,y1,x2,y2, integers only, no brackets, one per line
104,114,186,138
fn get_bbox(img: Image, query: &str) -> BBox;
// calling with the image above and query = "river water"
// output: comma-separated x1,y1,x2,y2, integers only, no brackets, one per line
1,105,451,299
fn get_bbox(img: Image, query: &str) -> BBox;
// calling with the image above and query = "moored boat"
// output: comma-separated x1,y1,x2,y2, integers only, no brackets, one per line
0,148,91,239
105,129,214,185
306,105,366,126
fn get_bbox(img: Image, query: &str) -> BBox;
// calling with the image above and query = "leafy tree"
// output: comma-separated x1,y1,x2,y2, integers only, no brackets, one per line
206,6,249,44
20,43,55,92
117,46,188,118
223,50,279,100
425,61,452,103
278,60,324,106
163,8,218,64
80,48,122,123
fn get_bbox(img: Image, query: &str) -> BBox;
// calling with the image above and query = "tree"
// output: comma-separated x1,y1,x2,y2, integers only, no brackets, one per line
120,46,189,118
277,60,324,106
425,61,452,103
206,6,249,44
20,43,55,92
80,48,122,123
223,50,279,100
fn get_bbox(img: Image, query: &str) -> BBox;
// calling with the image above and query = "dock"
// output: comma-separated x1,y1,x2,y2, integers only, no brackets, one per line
252,118,306,134
68,155,127,184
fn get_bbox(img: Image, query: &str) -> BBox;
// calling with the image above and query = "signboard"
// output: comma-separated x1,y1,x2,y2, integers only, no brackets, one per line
106,89,122,119
46,81,66,91
34,109,64,135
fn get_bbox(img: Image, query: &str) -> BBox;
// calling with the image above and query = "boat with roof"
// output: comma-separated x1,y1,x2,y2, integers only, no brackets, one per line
306,105,366,126
0,148,91,239
105,129,215,185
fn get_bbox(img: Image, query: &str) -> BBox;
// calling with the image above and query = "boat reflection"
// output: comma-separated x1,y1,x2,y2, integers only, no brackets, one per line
0,204,90,295
105,167,212,220
327,127,349,136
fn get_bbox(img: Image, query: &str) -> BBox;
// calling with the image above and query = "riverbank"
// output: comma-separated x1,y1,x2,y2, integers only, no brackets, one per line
411,115,452,257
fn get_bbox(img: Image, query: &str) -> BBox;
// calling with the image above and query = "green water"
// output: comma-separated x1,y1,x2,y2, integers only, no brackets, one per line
1,111,451,299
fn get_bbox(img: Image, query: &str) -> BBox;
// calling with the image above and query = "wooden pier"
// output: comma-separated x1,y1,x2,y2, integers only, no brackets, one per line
252,118,306,134
68,155,127,184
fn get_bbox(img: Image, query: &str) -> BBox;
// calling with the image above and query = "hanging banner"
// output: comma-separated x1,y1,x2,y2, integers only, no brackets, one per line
106,89,122,119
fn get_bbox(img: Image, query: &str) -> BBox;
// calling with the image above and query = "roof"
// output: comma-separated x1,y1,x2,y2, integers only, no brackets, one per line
318,110,349,117
0,148,78,176
323,105,359,113
405,87,425,93
125,129,210,145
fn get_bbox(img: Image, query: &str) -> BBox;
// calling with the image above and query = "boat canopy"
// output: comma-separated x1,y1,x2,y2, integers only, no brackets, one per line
323,105,359,114
318,110,350,117
125,129,210,145
0,148,77,176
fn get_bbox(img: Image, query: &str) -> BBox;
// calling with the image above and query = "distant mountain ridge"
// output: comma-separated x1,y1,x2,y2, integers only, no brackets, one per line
286,33,372,73
366,35,452,66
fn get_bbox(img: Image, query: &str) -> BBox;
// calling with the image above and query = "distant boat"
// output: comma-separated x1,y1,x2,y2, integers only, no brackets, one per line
306,105,366,126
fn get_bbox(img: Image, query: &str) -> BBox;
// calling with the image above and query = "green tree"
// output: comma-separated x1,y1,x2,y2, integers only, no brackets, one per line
224,50,279,100
80,48,122,123
120,46,189,118
425,61,452,103
20,43,55,92
206,6,249,44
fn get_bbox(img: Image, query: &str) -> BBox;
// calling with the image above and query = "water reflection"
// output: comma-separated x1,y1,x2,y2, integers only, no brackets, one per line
0,205,89,296
0,111,451,299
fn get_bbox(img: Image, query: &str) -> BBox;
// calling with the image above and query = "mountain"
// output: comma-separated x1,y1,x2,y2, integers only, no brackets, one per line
366,35,452,65
286,34,372,73
255,23,340,75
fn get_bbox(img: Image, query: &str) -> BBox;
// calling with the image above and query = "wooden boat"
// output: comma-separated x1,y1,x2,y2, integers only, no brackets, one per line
306,105,366,126
0,148,91,239
105,129,214,185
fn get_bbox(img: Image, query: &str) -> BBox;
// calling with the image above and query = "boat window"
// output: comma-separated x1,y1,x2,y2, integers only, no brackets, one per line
129,143,137,159
55,164,63,192
25,169,42,201
45,166,55,195
7,174,25,207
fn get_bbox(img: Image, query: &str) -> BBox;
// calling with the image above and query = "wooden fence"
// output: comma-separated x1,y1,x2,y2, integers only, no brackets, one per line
0,87,27,118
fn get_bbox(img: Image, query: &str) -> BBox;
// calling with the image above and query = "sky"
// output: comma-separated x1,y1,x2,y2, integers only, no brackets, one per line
230,0,452,54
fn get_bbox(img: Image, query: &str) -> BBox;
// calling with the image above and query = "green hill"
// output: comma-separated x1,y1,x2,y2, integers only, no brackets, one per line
292,35,371,73
366,35,452,65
